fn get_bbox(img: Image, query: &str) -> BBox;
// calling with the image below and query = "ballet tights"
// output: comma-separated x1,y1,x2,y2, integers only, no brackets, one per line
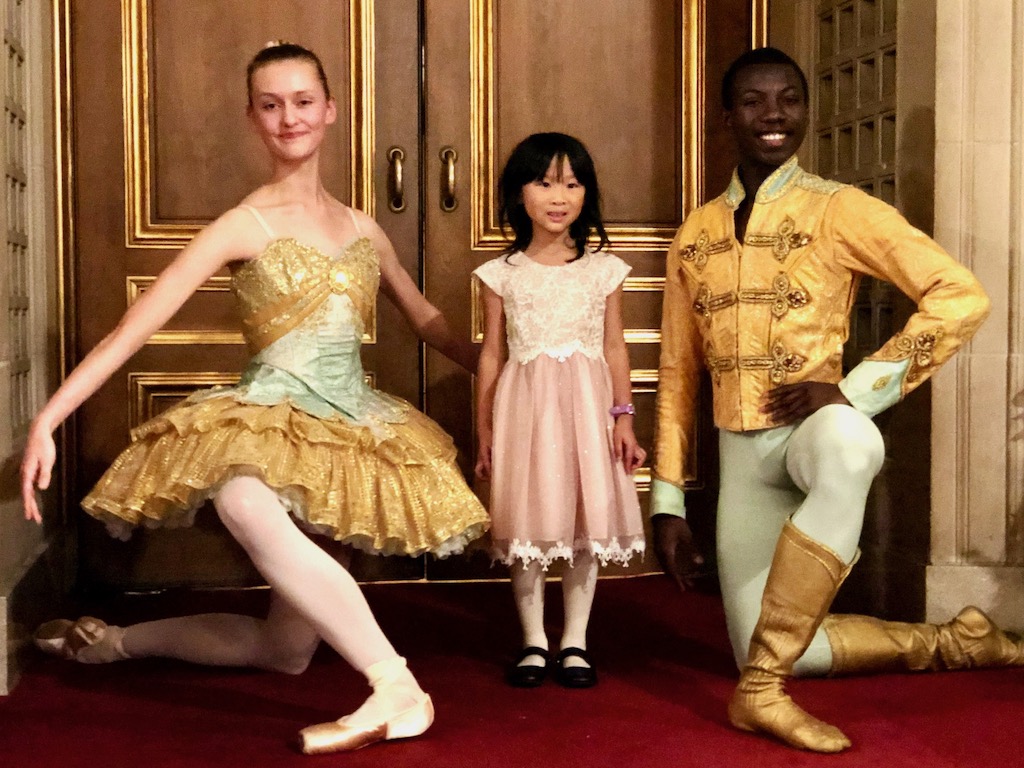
120,594,320,673
207,476,423,727
716,404,885,675
511,551,600,668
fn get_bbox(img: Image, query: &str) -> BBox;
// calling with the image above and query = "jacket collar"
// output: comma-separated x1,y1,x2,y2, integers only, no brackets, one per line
724,155,801,209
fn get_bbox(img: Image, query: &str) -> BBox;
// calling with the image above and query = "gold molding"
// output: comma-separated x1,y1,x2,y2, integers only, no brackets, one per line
470,273,484,342
624,329,662,344
623,277,664,344
349,0,375,216
751,0,769,48
470,0,705,253
128,371,240,427
634,467,652,493
121,0,376,248
125,275,243,345
624,277,665,292
126,275,234,304
630,368,659,394
688,0,706,212
55,0,76,527
139,331,244,346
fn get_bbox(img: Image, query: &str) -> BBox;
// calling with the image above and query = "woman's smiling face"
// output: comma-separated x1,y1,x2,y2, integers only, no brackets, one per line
248,58,337,162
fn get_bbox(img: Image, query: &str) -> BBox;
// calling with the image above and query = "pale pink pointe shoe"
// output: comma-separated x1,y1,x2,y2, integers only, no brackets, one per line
33,616,129,663
298,694,434,754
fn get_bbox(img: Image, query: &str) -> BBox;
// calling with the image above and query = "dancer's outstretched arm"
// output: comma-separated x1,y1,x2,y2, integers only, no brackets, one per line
21,208,259,522
361,212,479,374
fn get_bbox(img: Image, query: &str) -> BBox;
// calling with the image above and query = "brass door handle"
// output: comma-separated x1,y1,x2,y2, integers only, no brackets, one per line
439,146,458,212
387,146,406,213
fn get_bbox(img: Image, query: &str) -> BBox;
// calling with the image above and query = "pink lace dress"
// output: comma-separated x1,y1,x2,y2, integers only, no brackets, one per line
473,250,645,569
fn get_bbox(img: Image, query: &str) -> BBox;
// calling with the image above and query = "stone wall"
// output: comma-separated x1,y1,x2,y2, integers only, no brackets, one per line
0,0,61,694
927,0,1024,628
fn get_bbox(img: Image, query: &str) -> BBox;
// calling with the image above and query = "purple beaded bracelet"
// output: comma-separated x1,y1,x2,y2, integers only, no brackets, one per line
609,403,636,418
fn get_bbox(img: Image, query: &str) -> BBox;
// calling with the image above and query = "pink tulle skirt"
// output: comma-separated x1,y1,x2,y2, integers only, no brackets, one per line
489,352,645,569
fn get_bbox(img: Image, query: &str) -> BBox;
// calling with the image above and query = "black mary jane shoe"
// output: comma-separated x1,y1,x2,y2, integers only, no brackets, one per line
506,646,549,688
554,647,597,688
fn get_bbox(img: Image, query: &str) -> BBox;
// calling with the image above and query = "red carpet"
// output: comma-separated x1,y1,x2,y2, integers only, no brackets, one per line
2,577,1023,767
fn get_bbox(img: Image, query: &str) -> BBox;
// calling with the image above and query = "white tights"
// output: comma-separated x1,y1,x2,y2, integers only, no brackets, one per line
121,593,320,674
511,551,599,667
123,476,423,726
716,404,885,676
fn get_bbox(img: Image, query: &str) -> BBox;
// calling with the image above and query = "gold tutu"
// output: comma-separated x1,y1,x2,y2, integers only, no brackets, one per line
82,394,489,558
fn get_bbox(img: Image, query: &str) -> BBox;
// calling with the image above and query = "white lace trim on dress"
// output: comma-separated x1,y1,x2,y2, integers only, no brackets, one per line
494,536,646,571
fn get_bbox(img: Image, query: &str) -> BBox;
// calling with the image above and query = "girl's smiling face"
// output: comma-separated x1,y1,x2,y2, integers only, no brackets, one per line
248,59,337,162
520,156,586,241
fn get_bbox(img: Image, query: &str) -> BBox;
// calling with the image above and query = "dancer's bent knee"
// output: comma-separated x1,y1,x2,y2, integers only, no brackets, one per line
257,641,316,675
213,476,285,540
787,405,884,491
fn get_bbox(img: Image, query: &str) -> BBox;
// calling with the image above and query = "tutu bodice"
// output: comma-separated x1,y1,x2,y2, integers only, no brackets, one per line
213,237,407,437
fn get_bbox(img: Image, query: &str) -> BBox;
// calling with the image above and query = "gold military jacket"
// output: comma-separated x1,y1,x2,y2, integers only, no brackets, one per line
652,158,990,509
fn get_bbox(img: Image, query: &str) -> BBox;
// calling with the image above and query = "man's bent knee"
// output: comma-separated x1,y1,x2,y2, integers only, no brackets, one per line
791,405,884,485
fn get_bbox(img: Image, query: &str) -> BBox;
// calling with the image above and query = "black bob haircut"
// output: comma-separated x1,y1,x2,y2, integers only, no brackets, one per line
721,47,808,110
497,132,610,261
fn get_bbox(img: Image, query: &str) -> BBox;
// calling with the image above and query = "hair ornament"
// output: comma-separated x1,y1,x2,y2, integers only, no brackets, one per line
263,39,290,50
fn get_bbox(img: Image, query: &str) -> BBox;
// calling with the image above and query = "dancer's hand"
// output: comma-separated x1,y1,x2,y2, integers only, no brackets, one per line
653,515,704,592
474,429,493,480
612,418,646,473
760,381,850,424
21,420,56,524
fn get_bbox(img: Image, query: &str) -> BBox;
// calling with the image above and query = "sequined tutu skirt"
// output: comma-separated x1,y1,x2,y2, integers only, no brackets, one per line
82,391,489,558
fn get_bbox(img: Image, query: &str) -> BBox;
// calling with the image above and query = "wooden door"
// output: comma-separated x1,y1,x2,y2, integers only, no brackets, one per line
420,0,761,579
63,0,760,590
66,0,423,589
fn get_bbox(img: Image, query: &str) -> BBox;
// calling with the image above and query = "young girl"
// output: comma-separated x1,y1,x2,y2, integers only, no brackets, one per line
474,133,646,688
22,42,488,754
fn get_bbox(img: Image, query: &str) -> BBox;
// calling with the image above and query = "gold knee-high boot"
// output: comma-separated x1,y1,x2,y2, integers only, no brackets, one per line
823,606,1024,674
727,521,854,753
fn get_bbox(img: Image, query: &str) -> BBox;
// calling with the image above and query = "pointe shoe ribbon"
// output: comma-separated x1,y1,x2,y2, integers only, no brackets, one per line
33,617,128,663
299,694,434,755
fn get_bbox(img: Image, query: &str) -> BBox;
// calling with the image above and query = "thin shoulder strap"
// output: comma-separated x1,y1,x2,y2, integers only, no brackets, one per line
240,204,275,239
346,206,362,234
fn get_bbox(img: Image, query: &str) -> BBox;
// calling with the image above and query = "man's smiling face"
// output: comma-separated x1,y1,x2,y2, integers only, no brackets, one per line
725,62,809,172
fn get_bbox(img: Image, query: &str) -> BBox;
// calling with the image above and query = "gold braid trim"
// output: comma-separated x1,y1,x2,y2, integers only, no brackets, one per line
894,329,945,384
744,216,814,263
679,230,732,273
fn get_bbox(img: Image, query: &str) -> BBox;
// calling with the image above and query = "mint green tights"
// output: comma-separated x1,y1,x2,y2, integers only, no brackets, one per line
716,404,885,676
